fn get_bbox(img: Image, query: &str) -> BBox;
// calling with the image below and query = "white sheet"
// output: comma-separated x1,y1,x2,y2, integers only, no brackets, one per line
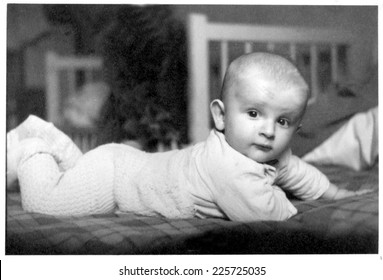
302,107,378,171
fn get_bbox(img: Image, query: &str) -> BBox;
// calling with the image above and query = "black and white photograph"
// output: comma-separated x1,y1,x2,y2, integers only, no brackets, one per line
3,1,381,279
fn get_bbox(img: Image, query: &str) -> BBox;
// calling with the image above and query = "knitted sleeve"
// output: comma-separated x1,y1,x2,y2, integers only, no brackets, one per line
275,151,330,200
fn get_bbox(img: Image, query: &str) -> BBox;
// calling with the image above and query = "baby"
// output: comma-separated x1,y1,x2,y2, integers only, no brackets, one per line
6,52,368,222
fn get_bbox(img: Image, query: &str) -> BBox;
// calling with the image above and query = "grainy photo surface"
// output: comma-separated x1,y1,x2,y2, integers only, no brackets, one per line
4,2,380,279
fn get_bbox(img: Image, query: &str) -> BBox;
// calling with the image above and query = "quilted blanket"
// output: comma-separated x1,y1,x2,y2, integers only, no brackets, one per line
6,164,378,254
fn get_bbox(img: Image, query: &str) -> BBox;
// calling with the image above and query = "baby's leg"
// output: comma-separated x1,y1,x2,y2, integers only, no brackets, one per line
17,139,116,216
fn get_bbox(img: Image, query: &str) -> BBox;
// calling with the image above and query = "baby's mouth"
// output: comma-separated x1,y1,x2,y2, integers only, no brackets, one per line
254,143,272,151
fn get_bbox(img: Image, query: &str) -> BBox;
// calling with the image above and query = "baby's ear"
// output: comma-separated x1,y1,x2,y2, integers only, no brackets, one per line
296,124,302,132
210,99,225,131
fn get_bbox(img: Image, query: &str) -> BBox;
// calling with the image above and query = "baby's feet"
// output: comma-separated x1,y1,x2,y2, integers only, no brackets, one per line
6,137,50,190
9,115,83,170
12,115,52,140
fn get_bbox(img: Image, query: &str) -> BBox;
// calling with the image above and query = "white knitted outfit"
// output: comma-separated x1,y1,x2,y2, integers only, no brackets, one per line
12,117,330,221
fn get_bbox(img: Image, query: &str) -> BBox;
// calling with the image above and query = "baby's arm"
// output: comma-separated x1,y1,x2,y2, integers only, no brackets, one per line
320,183,373,200
278,152,373,200
275,151,330,200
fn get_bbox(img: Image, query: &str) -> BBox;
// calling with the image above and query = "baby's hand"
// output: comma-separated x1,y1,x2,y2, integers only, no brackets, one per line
321,183,374,200
332,188,373,200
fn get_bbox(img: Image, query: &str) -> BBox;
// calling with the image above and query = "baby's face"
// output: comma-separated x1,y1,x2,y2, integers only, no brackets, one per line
223,75,307,163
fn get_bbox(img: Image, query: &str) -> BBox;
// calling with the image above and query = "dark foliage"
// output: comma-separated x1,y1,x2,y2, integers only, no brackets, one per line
96,5,188,150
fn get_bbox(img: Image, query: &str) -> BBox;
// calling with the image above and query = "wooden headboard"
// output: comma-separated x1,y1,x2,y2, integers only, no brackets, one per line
187,13,356,143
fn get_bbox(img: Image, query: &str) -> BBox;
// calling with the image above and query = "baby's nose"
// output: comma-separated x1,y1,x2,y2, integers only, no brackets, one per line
259,120,275,139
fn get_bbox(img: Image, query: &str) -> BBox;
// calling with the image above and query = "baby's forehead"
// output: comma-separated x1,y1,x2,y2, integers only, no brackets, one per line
234,71,307,100
227,72,309,117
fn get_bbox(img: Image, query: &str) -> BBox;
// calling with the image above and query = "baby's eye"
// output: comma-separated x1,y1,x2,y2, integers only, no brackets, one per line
247,110,258,118
278,118,290,127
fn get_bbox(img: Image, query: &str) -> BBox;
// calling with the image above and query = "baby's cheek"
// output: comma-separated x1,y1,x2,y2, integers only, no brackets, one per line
276,132,293,150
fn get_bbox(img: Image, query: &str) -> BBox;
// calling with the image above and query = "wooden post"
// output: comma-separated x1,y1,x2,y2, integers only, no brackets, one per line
187,14,210,143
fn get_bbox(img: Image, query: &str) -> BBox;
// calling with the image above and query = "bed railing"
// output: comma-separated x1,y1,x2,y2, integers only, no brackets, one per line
45,52,103,125
45,52,103,152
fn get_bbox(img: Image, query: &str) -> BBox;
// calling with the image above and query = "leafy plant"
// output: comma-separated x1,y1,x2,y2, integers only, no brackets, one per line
96,5,188,150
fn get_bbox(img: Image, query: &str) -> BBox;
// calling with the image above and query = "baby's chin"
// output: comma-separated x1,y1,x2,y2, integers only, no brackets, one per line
247,153,277,164
246,149,286,164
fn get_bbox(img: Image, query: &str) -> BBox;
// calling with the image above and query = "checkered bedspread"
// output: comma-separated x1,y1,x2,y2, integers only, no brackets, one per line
6,164,378,254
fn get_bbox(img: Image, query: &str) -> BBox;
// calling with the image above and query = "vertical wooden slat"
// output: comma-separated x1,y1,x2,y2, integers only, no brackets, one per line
289,43,297,61
220,41,229,81
67,69,76,99
90,134,98,151
84,135,90,153
244,42,253,54
72,133,79,151
331,44,338,84
267,42,275,52
187,14,210,143
309,44,318,104
46,52,60,123
170,138,178,150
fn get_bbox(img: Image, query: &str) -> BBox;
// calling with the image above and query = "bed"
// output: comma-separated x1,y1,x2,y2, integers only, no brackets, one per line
6,13,378,255
6,163,378,254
